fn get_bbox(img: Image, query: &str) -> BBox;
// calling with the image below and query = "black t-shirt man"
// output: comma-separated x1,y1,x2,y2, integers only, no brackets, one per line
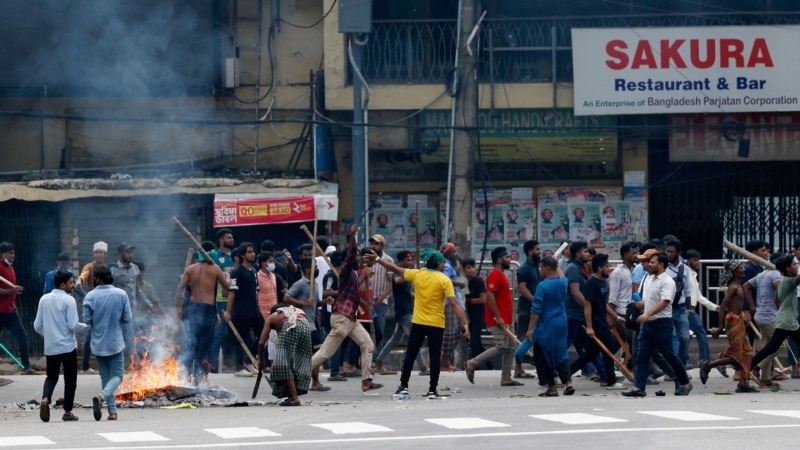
516,258,541,314
466,276,487,327
229,265,259,318
583,275,611,331
392,276,414,318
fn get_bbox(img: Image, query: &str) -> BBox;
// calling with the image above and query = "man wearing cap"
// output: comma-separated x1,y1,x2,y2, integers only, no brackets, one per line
111,243,152,365
368,234,393,361
77,241,108,373
366,247,470,399
0,242,34,374
44,252,78,295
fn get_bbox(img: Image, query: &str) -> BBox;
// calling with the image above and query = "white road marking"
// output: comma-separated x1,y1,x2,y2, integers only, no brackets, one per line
425,418,511,429
748,410,800,419
530,413,628,425
97,431,170,443
205,427,281,439
309,421,393,434
638,411,739,421
0,436,54,447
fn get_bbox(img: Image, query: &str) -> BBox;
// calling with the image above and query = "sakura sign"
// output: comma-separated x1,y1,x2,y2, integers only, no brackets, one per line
571,26,800,115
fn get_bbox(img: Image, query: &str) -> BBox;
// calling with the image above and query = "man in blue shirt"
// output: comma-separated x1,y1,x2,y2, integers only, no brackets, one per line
34,270,89,422
83,265,132,421
43,252,78,295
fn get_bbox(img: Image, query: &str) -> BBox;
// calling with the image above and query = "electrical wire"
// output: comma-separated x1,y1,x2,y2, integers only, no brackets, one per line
280,0,337,29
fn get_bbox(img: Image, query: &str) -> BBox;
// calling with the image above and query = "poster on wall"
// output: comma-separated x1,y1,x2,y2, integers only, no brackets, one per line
538,203,570,243
370,198,439,262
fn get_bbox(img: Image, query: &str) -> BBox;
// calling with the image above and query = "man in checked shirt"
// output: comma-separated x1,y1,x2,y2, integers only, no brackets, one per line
310,224,384,392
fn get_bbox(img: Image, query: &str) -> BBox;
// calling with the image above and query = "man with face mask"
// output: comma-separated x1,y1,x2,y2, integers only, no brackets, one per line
43,252,78,295
285,257,329,392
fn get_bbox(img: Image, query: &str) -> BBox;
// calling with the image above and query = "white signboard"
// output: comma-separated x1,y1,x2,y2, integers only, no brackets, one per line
572,26,800,116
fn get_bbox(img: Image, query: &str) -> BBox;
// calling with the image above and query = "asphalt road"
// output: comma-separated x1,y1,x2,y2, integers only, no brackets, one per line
2,367,800,449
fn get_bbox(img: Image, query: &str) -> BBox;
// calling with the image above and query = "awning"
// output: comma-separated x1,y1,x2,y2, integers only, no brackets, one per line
213,193,339,227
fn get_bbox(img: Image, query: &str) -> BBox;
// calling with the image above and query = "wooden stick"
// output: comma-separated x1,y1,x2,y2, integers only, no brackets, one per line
299,224,339,277
611,326,632,360
723,240,775,270
184,247,194,270
226,319,258,368
415,201,421,269
171,216,213,263
501,325,533,357
0,275,17,289
583,326,634,381
553,241,569,259
747,321,783,371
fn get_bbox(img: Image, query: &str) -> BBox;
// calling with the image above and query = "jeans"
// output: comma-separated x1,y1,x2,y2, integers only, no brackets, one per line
81,333,93,370
400,323,444,392
311,313,374,382
210,302,230,370
569,326,620,385
96,352,124,414
688,309,710,362
183,303,217,379
373,303,388,360
375,313,425,368
515,311,531,364
672,306,691,365
43,349,78,412
0,310,30,369
634,317,689,390
470,325,515,380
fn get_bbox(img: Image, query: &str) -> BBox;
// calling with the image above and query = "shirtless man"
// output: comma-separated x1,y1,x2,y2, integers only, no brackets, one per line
175,255,229,383
702,260,756,392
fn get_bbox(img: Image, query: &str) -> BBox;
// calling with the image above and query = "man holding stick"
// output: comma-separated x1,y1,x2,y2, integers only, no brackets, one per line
465,247,519,387
0,242,34,374
310,224,383,393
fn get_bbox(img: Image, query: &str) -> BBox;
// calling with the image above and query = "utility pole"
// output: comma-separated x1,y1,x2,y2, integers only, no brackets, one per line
446,0,478,255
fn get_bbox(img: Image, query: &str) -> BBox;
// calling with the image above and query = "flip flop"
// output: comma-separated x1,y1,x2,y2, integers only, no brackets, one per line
538,391,558,397
310,385,331,392
362,382,384,392
514,372,536,379
564,386,576,395
735,385,758,393
279,399,301,406
501,380,524,387
466,363,475,384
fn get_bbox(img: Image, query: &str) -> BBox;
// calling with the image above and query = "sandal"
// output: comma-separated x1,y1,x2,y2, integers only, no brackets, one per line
699,361,710,385
107,413,118,421
465,362,475,384
564,385,575,396
310,384,331,392
772,371,790,381
735,384,758,393
759,380,780,388
501,380,524,387
514,371,536,379
362,382,384,392
278,399,301,406
538,390,558,397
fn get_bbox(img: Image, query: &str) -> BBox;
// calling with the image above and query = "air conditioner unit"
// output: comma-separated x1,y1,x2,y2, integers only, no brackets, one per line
223,58,240,88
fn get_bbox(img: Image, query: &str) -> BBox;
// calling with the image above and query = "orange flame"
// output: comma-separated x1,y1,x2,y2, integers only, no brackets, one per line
116,328,185,401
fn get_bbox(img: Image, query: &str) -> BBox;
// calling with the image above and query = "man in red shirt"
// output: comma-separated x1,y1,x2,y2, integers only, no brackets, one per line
465,246,520,386
0,242,34,374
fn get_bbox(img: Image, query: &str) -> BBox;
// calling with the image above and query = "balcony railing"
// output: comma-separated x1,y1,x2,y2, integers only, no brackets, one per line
360,13,800,85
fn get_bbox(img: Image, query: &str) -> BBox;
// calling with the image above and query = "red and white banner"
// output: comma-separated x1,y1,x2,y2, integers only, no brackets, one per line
213,194,338,227
572,26,800,115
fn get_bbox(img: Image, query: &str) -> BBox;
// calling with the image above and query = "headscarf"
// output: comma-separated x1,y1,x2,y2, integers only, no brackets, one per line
276,305,301,331
720,259,744,286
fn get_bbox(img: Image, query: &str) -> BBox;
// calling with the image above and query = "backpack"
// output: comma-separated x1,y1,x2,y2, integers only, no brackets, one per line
671,264,685,307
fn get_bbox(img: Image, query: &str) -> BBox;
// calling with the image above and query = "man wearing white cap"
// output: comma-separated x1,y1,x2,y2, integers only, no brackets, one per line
77,241,108,374
369,234,393,361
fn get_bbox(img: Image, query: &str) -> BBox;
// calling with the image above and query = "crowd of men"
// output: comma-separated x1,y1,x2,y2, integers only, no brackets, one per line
7,228,800,418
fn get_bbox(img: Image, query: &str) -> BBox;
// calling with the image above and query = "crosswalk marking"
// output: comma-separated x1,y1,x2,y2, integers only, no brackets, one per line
0,436,54,447
310,422,393,434
530,413,628,425
97,431,170,443
426,418,511,430
205,427,281,439
748,410,800,419
638,411,739,422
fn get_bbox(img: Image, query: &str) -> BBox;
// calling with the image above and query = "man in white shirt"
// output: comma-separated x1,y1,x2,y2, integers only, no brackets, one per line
34,270,90,422
622,251,692,397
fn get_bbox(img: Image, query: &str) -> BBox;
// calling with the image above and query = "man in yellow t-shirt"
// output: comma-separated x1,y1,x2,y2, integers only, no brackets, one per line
368,249,469,399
